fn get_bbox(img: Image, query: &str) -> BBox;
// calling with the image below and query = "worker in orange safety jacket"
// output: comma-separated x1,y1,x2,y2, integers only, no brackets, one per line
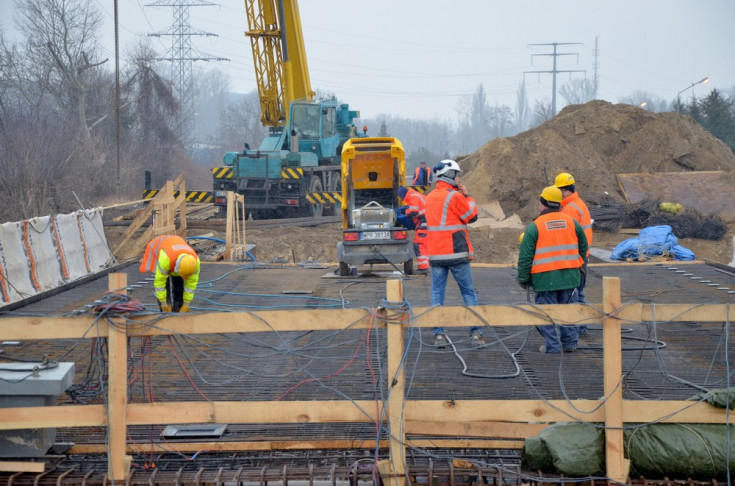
412,161,433,186
397,185,429,273
424,159,483,348
554,172,593,336
139,235,200,313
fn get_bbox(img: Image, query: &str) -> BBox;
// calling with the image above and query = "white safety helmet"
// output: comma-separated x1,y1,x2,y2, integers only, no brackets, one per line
433,159,461,179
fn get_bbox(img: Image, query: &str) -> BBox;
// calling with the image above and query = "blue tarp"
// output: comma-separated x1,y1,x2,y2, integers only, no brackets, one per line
610,225,695,261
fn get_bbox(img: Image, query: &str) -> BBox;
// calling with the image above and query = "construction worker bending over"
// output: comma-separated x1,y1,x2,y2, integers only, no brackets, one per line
517,186,588,353
554,172,593,336
139,235,200,313
397,185,429,274
425,159,484,348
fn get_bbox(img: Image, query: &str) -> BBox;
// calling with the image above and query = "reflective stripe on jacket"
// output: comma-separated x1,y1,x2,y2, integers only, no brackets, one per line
561,191,593,255
531,212,583,274
425,180,478,264
139,235,200,304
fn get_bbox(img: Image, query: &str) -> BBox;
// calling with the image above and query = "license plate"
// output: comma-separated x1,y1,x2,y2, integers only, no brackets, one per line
361,231,390,240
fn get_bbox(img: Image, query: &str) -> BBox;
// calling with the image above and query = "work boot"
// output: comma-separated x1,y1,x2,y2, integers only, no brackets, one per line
433,333,448,349
471,332,485,347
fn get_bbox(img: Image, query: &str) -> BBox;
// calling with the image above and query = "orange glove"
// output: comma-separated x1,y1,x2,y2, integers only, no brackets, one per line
160,303,172,313
179,304,191,313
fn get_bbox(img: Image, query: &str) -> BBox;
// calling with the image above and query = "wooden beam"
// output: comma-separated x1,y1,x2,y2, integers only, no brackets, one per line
225,191,233,259
0,405,106,429
1,399,730,431
1,303,731,342
384,279,406,486
404,420,548,439
107,273,130,481
602,276,629,483
70,438,524,455
0,461,45,473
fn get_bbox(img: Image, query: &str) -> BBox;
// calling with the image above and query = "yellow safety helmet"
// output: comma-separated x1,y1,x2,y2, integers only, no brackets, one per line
554,172,575,188
177,254,198,278
518,232,525,244
539,186,563,205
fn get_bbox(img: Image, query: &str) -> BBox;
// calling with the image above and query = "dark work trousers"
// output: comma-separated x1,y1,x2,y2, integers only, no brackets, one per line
536,288,579,353
577,258,589,335
167,275,185,312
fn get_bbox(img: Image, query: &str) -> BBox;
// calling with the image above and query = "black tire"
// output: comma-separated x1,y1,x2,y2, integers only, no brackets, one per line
308,176,324,218
338,262,350,276
326,174,342,216
403,259,414,275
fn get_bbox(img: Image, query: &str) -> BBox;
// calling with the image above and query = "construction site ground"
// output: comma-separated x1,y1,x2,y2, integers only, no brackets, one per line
2,254,735,484
3,100,735,484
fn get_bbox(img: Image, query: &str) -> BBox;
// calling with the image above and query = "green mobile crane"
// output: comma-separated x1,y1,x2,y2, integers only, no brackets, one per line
212,0,363,218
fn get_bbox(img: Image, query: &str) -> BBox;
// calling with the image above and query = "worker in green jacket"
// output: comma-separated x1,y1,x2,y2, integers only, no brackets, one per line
517,186,588,353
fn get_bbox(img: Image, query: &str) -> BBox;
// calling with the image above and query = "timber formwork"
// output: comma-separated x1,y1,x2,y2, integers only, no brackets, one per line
0,261,734,485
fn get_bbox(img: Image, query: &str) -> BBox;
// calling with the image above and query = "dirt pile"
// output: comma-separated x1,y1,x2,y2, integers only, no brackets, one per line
460,100,735,222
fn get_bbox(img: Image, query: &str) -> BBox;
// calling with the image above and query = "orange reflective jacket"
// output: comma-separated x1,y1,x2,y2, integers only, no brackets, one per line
403,186,427,230
561,191,593,255
425,181,478,263
531,212,583,274
140,235,197,273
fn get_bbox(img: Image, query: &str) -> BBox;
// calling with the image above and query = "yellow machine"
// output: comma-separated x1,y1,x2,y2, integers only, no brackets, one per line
336,137,414,276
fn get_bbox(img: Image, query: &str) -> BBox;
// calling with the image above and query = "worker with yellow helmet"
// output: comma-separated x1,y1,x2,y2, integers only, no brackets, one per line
554,172,593,336
139,235,201,313
517,186,588,353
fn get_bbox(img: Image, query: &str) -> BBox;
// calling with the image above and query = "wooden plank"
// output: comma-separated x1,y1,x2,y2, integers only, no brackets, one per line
1,399,729,431
0,405,106,429
107,273,130,481
0,461,45,473
404,420,548,439
384,279,406,486
602,277,629,483
225,191,234,260
70,438,523,455
1,303,732,342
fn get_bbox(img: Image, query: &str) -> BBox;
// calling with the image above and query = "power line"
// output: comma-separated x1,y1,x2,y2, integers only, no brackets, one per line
525,42,585,116
146,0,229,106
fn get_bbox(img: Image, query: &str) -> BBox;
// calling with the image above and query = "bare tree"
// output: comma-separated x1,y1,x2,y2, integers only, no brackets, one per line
13,0,107,145
515,80,531,133
619,90,671,112
559,78,596,105
532,99,554,126
217,90,268,154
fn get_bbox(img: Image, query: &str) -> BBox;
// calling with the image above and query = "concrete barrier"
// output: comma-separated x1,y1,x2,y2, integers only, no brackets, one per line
0,208,115,306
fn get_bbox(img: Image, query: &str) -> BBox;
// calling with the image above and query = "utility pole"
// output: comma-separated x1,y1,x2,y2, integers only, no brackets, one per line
526,42,585,116
592,36,600,98
147,0,229,107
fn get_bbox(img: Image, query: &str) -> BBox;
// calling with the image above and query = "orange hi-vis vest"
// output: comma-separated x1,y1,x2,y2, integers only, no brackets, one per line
561,191,593,256
425,181,478,263
531,212,583,274
139,235,197,274
403,186,427,232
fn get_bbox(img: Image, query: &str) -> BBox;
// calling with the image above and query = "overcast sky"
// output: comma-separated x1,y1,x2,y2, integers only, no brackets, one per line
2,1,734,120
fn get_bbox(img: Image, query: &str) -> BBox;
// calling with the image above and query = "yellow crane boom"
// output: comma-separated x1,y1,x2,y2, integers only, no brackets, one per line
244,0,314,127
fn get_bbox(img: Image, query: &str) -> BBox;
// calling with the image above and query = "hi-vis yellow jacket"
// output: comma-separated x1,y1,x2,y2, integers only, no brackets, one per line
139,235,200,304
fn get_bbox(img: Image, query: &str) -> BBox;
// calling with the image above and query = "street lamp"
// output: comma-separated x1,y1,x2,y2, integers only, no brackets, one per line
677,77,710,112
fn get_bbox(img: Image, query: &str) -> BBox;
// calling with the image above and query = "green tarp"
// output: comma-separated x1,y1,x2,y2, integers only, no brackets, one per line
522,422,735,480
